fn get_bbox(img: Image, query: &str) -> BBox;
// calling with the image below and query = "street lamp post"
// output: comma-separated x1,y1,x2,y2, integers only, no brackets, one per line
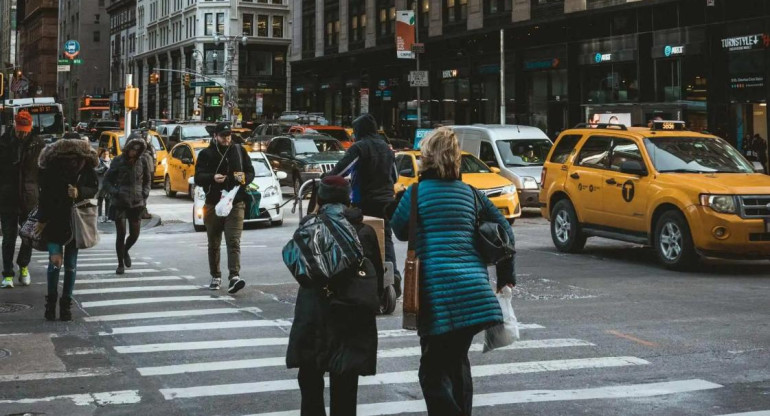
213,34,248,122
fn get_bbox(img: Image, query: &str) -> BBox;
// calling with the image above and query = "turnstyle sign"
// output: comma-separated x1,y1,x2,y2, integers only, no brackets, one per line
409,71,429,87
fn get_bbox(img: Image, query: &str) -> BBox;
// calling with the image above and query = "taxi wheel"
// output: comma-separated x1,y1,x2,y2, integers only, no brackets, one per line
550,199,586,253
654,210,697,271
165,176,177,198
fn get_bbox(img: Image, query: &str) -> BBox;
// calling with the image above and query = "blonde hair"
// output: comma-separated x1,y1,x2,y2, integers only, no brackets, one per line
420,127,461,179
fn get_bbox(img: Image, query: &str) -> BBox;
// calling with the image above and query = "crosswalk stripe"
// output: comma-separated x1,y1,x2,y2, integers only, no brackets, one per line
75,276,184,284
73,262,149,268
160,356,650,399
0,390,141,406
136,338,594,376
100,319,293,336
81,295,233,308
31,252,113,259
73,285,201,295
0,367,120,382
716,412,770,416
83,307,262,322
376,325,543,338
77,268,160,276
37,257,118,263
244,379,722,416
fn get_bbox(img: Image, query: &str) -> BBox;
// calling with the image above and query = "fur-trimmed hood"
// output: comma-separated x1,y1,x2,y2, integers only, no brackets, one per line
38,139,98,169
124,137,148,157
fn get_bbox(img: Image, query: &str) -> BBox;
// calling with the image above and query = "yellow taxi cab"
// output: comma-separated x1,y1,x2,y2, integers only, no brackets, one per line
163,139,210,198
97,129,168,185
539,121,770,269
395,150,521,224
231,127,254,152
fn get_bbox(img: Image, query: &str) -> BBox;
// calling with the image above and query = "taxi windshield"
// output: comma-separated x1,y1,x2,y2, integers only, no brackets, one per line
645,136,754,174
414,155,492,174
496,139,552,167
182,125,211,140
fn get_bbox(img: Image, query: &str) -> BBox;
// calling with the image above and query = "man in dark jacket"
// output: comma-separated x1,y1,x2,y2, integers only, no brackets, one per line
195,122,255,293
0,111,46,288
329,113,402,296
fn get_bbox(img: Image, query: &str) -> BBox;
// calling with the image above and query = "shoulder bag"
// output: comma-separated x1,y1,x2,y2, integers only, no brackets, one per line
19,207,48,251
72,199,100,249
471,185,515,265
402,183,420,330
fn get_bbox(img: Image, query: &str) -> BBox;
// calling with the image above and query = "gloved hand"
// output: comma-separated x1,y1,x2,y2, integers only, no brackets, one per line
495,257,516,292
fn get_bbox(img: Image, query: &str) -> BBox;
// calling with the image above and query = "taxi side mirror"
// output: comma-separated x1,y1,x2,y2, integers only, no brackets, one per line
620,160,648,177
752,161,765,173
490,167,501,174
276,171,288,180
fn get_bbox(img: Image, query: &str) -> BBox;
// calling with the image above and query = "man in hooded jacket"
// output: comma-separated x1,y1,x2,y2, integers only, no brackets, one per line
328,113,402,297
0,111,46,288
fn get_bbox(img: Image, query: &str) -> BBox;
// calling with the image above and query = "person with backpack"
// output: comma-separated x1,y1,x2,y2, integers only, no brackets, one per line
284,175,378,416
35,139,99,320
104,136,152,275
194,122,254,293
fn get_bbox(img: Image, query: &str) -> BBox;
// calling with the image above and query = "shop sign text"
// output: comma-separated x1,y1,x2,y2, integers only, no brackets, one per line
664,45,685,57
721,34,770,52
594,53,612,63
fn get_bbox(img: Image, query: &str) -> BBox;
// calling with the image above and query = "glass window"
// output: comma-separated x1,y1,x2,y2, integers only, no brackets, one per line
644,137,753,173
396,155,415,176
204,13,213,35
495,139,554,167
576,136,612,169
252,158,273,177
216,13,224,34
479,141,497,166
656,59,681,102
583,62,639,104
243,14,253,36
609,139,643,171
550,134,582,164
257,15,268,36
446,0,455,23
172,146,184,159
272,15,283,38
460,154,492,173
93,31,101,42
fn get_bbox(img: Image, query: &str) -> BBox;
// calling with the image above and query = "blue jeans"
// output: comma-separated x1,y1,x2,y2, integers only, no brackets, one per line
47,242,79,297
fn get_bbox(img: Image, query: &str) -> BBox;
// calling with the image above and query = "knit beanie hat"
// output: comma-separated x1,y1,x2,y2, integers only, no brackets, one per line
317,175,350,205
15,111,33,133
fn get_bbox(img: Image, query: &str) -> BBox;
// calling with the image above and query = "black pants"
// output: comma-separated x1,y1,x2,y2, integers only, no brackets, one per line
1,213,32,277
356,201,402,297
115,207,142,267
419,328,477,416
298,366,359,416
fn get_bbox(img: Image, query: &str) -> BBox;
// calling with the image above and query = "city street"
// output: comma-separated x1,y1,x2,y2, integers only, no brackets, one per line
0,189,768,416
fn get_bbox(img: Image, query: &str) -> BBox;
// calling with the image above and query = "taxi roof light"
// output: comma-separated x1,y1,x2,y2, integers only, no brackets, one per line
651,120,687,131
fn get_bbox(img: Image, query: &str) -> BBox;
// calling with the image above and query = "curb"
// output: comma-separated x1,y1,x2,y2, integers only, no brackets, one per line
145,214,162,229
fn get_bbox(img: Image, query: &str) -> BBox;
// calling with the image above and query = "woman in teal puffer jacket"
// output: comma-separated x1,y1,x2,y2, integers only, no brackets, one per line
390,127,516,416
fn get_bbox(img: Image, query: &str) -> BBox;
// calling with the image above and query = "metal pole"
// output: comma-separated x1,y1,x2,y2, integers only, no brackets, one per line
500,28,505,126
125,74,132,137
415,2,421,131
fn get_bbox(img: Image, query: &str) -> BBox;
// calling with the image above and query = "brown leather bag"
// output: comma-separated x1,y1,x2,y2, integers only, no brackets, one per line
402,183,420,330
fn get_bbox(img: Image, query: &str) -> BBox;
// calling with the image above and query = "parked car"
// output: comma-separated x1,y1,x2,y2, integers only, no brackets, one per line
89,120,120,142
191,152,287,231
540,121,770,269
168,124,213,147
308,125,354,149
265,134,346,195
250,123,295,152
453,124,553,208
156,123,181,147
75,122,89,134
163,139,210,198
97,129,169,185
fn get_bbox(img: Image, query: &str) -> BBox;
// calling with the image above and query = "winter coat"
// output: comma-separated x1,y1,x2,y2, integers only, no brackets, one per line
104,138,152,209
194,142,256,206
286,203,378,376
0,130,46,215
95,158,111,195
37,140,99,245
329,115,397,205
390,177,511,337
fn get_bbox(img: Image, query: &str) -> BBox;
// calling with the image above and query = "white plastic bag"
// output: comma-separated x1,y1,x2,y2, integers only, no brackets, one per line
483,286,520,353
215,185,240,217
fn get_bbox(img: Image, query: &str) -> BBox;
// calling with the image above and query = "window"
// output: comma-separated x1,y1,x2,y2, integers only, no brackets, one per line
93,31,101,42
396,155,415,177
94,13,100,23
550,135,582,164
479,141,497,166
350,0,366,42
257,15,268,36
204,13,213,35
576,136,612,169
377,0,395,37
325,11,339,47
272,16,283,38
609,139,643,172
243,13,253,36
216,13,224,34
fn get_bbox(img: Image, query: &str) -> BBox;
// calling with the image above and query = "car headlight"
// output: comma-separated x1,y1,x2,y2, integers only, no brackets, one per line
161,158,167,166
700,194,737,214
501,185,517,195
263,186,278,198
304,163,323,173
521,176,539,190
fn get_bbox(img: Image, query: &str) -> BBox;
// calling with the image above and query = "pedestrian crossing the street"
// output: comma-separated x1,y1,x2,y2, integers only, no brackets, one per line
5,250,766,415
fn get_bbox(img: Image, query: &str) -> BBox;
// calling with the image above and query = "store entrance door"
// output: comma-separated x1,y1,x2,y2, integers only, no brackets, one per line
733,103,768,173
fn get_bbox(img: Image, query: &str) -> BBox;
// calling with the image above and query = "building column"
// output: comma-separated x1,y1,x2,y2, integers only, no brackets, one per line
339,0,349,54
512,0,531,23
365,0,376,48
167,51,173,119
180,47,187,119
290,0,302,61
468,0,483,31
316,0,325,57
194,42,204,120
429,0,442,38
564,0,586,13
141,58,148,121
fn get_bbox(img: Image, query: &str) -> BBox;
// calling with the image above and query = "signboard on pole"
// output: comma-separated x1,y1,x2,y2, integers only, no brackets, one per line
409,71,429,87
64,40,81,60
57,65,71,72
360,88,369,114
255,93,264,116
395,11,415,59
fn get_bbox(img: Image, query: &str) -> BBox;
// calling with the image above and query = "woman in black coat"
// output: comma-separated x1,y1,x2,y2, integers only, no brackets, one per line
35,139,98,321
286,176,378,416
104,137,151,274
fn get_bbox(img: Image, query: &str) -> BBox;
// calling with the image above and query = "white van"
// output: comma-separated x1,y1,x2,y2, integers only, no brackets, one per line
452,125,553,208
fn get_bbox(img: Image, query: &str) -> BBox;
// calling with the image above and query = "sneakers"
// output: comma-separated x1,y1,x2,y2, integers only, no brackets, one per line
116,266,125,275
18,267,30,286
124,251,132,268
228,277,245,294
209,277,222,290
1,276,13,289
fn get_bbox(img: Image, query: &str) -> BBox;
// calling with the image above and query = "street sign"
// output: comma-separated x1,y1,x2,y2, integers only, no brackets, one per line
64,40,81,59
409,70,429,87
192,81,216,87
57,65,71,72
411,43,425,54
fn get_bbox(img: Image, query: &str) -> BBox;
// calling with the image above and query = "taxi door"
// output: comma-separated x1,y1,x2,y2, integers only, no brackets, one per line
564,136,612,225
176,145,195,192
167,145,184,191
600,138,651,233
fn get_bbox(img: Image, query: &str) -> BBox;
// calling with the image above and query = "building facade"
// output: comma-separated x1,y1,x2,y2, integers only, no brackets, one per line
16,0,59,98
106,0,137,121
134,0,291,123
289,0,770,151
57,0,112,122
0,0,19,86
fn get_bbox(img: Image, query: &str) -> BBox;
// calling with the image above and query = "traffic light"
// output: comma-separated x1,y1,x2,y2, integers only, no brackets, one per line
125,87,139,111
197,96,204,107
183,74,191,88
149,72,159,84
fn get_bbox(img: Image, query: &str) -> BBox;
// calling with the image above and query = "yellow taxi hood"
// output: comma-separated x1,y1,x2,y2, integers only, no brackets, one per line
463,173,514,190
661,172,770,195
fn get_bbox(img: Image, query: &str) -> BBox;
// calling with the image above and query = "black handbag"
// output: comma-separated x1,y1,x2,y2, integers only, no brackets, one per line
471,185,516,265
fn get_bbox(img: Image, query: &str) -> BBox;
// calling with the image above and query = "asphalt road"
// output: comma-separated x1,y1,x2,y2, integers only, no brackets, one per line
0,189,768,416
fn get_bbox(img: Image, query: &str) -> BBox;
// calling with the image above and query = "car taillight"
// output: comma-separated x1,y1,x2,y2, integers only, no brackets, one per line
540,168,547,189
91,129,97,132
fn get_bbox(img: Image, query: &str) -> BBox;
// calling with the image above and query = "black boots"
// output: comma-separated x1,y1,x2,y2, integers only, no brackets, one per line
44,295,57,321
59,296,72,321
